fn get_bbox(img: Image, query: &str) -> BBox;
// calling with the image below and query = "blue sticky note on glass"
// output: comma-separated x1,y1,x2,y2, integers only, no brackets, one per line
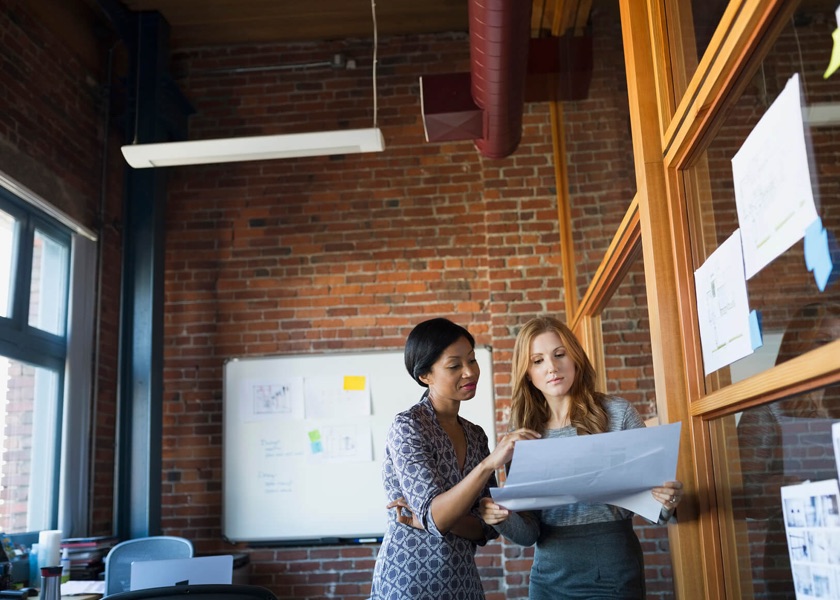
749,310,763,350
804,217,838,291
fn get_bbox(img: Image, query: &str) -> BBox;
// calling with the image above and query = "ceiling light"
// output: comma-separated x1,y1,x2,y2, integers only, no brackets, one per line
121,128,385,168
122,0,383,169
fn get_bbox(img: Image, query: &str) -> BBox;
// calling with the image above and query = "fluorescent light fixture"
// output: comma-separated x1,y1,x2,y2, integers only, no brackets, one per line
121,127,385,168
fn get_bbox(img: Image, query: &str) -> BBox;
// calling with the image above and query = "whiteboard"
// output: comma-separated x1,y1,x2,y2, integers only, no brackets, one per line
222,347,496,543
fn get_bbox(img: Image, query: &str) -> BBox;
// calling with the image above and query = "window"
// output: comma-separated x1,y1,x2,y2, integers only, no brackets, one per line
0,190,71,533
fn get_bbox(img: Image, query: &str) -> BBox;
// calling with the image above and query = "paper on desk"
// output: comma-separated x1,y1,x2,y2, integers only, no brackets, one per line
61,580,105,595
490,422,681,523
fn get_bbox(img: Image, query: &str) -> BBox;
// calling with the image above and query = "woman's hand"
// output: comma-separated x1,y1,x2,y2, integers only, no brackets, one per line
478,496,510,525
652,480,684,511
484,428,542,471
386,497,424,529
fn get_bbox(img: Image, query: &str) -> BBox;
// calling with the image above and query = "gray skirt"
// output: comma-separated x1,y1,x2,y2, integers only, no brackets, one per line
529,519,645,600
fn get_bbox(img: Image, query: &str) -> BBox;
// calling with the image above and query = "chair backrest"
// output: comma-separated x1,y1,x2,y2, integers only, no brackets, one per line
104,536,193,596
104,584,277,600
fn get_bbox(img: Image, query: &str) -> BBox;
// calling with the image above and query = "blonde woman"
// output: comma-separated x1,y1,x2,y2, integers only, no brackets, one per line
479,315,682,599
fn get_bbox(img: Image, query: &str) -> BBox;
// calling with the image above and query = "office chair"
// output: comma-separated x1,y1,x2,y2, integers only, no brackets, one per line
104,585,278,600
104,536,194,596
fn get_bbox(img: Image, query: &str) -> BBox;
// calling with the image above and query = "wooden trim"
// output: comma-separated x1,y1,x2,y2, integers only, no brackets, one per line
662,0,747,163
708,416,754,600
663,0,798,170
576,314,606,393
550,101,580,319
690,340,840,418
645,0,677,139
621,0,711,597
660,0,701,127
570,196,640,332
574,0,594,35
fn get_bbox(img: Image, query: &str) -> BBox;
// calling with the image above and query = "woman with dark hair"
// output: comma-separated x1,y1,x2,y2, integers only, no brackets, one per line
370,317,540,600
478,315,683,600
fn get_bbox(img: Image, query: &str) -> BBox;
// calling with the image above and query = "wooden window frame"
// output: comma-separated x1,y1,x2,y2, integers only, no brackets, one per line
544,0,840,597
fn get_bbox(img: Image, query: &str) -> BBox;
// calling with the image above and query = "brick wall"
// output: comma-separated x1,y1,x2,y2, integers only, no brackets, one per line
1,1,682,597
0,0,122,536
158,6,679,599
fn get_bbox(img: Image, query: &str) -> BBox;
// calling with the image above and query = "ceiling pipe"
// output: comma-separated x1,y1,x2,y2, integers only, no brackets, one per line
420,0,593,159
468,0,532,159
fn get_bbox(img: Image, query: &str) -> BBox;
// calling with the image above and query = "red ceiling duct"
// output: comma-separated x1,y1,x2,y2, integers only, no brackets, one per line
420,1,593,158
468,0,532,159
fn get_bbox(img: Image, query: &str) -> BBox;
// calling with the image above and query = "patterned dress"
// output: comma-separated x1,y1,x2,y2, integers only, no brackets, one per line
370,393,498,600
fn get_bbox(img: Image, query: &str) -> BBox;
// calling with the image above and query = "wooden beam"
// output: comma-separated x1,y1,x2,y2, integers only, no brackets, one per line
572,195,641,329
550,102,579,319
619,1,710,598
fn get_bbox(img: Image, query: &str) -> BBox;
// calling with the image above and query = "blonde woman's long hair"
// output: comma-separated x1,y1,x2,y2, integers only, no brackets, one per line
509,315,609,434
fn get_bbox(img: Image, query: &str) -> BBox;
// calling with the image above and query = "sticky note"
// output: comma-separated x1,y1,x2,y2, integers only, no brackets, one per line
343,375,366,391
824,28,840,79
804,217,839,291
749,310,763,350
308,430,323,454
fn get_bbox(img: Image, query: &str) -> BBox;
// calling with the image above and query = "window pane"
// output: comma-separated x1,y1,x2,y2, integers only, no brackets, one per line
683,1,840,391
0,210,17,319
0,357,60,533
713,381,840,598
29,229,68,336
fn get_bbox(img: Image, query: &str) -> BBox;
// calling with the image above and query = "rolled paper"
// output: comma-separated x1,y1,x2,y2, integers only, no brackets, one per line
37,530,62,568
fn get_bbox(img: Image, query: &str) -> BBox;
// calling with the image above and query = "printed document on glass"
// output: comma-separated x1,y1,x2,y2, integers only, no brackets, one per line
693,229,754,375
732,72,819,279
780,479,840,599
490,422,681,522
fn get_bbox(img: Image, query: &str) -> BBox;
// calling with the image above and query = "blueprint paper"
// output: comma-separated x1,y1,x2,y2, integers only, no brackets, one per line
490,422,681,522
732,73,818,279
694,229,754,375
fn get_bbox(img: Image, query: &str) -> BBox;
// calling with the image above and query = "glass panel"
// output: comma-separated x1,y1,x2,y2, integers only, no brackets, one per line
690,0,728,64
683,1,840,392
601,257,674,597
0,357,60,533
713,381,840,598
29,228,68,336
0,210,17,319
568,2,636,303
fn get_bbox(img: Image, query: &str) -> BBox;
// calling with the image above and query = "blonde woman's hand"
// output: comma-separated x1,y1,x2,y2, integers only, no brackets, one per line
478,496,510,526
653,480,684,510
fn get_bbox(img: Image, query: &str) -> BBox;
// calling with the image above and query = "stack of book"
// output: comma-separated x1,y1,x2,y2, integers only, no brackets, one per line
60,536,119,580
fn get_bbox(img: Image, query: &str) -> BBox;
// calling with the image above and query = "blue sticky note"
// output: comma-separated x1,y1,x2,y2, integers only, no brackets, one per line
804,217,838,291
749,310,763,350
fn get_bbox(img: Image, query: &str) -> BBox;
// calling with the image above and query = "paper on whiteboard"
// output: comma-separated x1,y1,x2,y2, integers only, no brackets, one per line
239,377,305,421
732,73,819,279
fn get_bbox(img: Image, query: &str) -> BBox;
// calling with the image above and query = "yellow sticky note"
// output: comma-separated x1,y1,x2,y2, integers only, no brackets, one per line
824,28,840,79
344,375,366,391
